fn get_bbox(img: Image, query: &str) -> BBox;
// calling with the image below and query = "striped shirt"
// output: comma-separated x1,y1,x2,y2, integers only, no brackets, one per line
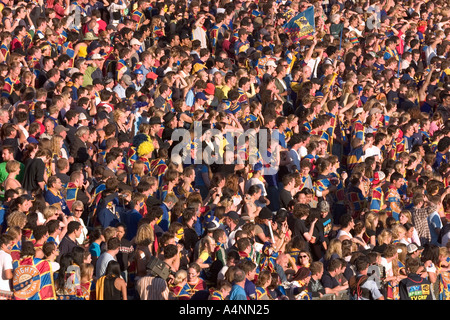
136,276,170,300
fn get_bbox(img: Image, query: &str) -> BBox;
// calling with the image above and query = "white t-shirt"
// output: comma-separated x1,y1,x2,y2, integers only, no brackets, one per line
245,177,267,196
364,146,381,161
0,250,13,292
380,257,393,277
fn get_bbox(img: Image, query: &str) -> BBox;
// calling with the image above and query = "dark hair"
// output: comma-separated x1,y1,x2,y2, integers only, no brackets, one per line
163,244,178,259
67,221,81,234
106,237,121,251
72,246,85,266
105,260,122,278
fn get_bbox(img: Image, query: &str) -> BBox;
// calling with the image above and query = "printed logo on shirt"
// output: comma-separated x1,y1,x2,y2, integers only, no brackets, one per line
13,265,40,299
407,284,430,300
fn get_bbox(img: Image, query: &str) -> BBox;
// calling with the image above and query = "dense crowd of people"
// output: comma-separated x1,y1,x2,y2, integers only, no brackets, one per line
0,0,450,301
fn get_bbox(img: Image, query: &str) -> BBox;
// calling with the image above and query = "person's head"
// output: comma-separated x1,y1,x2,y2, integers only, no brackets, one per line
232,267,246,285
163,243,178,261
5,159,20,175
173,269,188,286
309,261,324,278
354,255,370,273
33,225,48,242
0,234,14,254
187,262,201,282
42,241,58,258
239,259,257,281
67,220,82,237
105,260,122,278
106,237,121,254
71,200,84,218
405,256,421,274
339,213,354,229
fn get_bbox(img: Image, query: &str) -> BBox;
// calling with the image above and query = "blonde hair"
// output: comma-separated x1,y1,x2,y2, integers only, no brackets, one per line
391,224,406,240
377,229,393,245
399,210,412,224
324,238,342,261
132,160,147,176
50,134,63,156
80,263,94,280
103,226,117,242
198,235,214,257
7,210,27,228
364,212,379,231
135,223,154,246
173,269,188,286
42,205,59,220
113,109,126,123
5,160,20,174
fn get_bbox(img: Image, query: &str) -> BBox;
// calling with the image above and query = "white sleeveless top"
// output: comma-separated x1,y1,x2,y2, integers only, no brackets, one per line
336,229,353,240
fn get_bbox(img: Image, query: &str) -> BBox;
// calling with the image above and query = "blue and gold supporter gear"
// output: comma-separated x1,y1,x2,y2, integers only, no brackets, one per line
12,256,56,300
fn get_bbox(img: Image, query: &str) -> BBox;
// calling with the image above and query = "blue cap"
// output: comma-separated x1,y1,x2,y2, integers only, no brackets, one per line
134,69,143,75
195,92,207,101
253,162,263,172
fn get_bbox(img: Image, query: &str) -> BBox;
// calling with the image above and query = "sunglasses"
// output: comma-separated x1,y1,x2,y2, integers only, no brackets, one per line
300,255,309,258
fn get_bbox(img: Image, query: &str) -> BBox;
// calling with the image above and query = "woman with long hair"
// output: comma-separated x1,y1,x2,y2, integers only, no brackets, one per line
134,223,154,278
96,260,127,300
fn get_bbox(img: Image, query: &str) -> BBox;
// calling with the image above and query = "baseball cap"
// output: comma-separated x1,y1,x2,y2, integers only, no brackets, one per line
89,41,101,51
130,38,142,46
407,243,423,254
354,107,364,116
206,219,220,232
97,111,110,121
266,59,277,68
225,211,240,221
91,53,103,60
104,77,114,85
79,113,90,121
195,92,207,101
372,171,386,185
146,72,158,80
205,83,215,95
54,125,69,134
253,162,263,172
93,78,104,86
149,116,162,125
121,74,132,86
259,207,273,220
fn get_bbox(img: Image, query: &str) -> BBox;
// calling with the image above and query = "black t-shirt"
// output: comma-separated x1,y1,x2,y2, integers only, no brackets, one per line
321,271,341,289
183,226,199,261
279,188,293,209
22,158,45,192
117,238,133,272
319,212,334,244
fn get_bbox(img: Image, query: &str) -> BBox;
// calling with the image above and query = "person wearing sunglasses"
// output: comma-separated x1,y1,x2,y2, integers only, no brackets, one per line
67,200,88,246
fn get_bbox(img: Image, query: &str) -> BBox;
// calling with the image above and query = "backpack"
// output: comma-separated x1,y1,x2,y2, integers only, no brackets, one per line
349,274,373,300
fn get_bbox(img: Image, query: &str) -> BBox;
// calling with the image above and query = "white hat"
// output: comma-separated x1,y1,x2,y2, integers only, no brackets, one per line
354,107,364,116
91,53,103,60
369,107,383,115
266,59,277,68
79,113,87,121
130,38,142,46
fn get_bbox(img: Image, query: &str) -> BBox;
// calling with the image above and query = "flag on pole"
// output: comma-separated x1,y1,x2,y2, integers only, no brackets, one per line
283,6,315,42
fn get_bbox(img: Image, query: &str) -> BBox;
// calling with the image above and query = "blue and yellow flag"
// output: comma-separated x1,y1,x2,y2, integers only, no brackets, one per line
283,6,315,42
